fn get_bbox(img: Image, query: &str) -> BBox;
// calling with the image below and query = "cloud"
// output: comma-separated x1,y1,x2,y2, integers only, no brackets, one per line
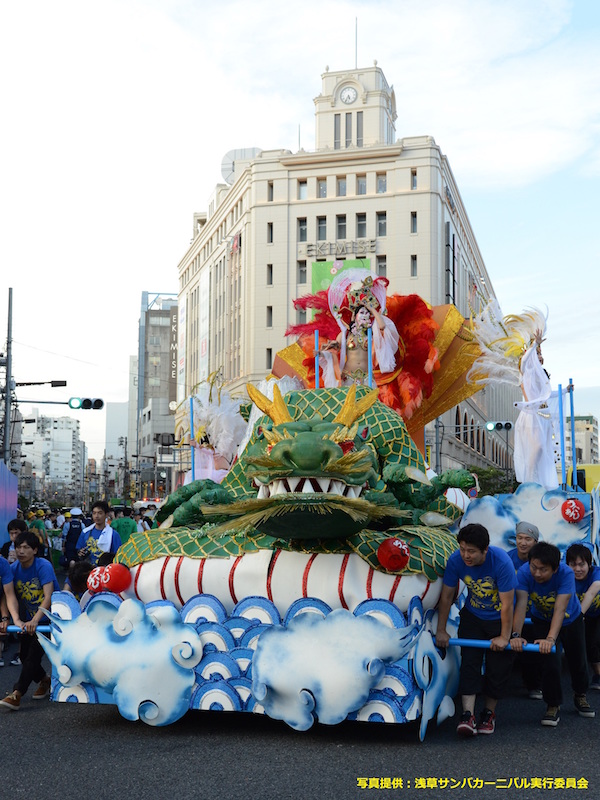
251,609,419,730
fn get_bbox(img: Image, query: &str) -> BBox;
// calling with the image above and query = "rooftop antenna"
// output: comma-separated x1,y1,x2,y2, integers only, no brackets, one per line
355,17,358,68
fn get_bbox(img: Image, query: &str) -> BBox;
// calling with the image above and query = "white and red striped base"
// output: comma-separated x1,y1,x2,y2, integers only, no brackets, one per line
122,550,442,616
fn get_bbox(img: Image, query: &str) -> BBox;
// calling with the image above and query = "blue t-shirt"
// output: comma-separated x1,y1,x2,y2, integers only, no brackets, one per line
517,561,581,625
11,557,59,621
574,564,600,619
443,545,517,620
507,547,529,572
0,555,13,589
76,525,122,566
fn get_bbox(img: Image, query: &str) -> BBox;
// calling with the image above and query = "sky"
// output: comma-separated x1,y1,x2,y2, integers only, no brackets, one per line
1,0,599,462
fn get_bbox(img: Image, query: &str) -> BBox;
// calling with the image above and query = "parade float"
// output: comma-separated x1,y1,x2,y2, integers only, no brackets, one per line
39,268,597,739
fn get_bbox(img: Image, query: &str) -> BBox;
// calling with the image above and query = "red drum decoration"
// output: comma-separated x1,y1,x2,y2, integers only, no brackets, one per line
561,498,585,523
377,537,411,571
103,563,132,593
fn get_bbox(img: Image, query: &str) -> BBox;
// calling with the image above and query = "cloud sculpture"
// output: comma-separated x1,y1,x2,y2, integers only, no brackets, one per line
251,609,419,731
38,597,203,726
413,608,460,741
460,482,591,552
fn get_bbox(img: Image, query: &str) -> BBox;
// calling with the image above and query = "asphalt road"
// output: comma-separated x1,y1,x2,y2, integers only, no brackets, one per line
1,648,598,800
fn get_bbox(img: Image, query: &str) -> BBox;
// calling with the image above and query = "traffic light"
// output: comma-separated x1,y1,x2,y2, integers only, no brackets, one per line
485,421,512,432
68,398,104,410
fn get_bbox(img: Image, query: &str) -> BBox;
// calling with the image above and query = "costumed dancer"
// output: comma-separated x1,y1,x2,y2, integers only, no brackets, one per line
286,267,440,422
177,374,248,485
467,302,562,490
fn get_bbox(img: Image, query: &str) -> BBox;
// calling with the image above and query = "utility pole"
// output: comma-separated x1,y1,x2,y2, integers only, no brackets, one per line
2,288,13,466
118,436,129,506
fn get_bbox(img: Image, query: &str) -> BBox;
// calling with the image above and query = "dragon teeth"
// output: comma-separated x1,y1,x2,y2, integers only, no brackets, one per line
317,477,331,493
270,480,287,496
301,479,315,494
257,484,268,499
287,477,301,492
329,480,344,496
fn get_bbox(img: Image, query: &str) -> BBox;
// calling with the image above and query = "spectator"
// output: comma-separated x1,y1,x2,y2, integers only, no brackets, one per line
1,519,27,563
512,541,595,727
110,508,138,545
436,523,516,737
61,508,85,568
63,560,94,601
76,500,122,566
0,531,59,710
566,543,600,691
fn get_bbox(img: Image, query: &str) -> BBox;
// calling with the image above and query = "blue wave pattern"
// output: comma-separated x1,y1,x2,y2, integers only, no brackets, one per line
46,591,459,737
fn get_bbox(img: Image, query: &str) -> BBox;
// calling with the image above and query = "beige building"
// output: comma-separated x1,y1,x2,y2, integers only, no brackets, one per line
176,62,517,475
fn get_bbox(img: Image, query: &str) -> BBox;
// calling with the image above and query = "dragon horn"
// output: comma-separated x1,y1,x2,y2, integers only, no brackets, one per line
333,385,379,426
246,383,293,425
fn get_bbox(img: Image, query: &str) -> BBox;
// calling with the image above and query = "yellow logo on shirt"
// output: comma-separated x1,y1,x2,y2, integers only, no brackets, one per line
463,575,501,611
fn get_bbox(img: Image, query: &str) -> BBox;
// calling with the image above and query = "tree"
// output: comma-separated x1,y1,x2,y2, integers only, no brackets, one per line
467,465,518,497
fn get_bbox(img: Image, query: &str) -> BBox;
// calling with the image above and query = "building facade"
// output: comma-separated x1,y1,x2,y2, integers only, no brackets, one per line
134,292,178,497
21,410,86,505
560,415,599,467
176,63,518,475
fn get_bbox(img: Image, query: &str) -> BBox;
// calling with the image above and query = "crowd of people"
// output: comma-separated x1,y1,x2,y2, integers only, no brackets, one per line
0,501,159,710
436,521,600,735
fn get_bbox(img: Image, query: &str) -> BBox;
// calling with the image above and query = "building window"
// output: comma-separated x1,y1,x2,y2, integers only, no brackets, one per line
411,169,417,190
266,306,273,327
357,111,363,147
267,222,273,243
317,178,327,198
356,213,367,239
411,212,418,233
376,173,387,193
297,180,307,200
357,175,366,195
345,113,352,147
266,348,272,370
266,264,273,285
411,255,418,277
296,309,307,325
337,177,346,197
376,211,387,237
334,114,341,150
298,218,307,242
455,408,461,439
268,181,274,201
376,255,386,277
297,260,307,284
336,214,346,240
317,216,327,241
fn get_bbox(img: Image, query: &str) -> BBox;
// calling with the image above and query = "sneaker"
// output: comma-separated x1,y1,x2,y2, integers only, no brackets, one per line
477,708,496,735
541,705,560,727
528,688,543,700
574,694,595,718
456,711,478,737
32,675,51,700
0,690,21,711
9,656,21,666
590,675,600,691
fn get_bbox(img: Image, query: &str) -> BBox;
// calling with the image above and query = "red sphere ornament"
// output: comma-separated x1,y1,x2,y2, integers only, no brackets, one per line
561,498,585,523
87,566,107,594
103,563,132,593
377,537,411,571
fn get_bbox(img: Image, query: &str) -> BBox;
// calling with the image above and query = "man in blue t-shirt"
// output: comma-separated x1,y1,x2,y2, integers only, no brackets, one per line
436,523,516,737
512,541,595,727
76,500,122,567
0,531,59,711
566,543,600,691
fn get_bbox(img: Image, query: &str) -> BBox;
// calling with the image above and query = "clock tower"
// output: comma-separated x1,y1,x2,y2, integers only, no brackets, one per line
314,62,397,151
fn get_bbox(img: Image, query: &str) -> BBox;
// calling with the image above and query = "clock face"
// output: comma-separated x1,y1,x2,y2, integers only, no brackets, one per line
340,86,357,104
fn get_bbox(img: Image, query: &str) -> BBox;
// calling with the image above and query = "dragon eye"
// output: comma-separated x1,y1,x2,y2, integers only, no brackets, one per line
340,441,355,454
